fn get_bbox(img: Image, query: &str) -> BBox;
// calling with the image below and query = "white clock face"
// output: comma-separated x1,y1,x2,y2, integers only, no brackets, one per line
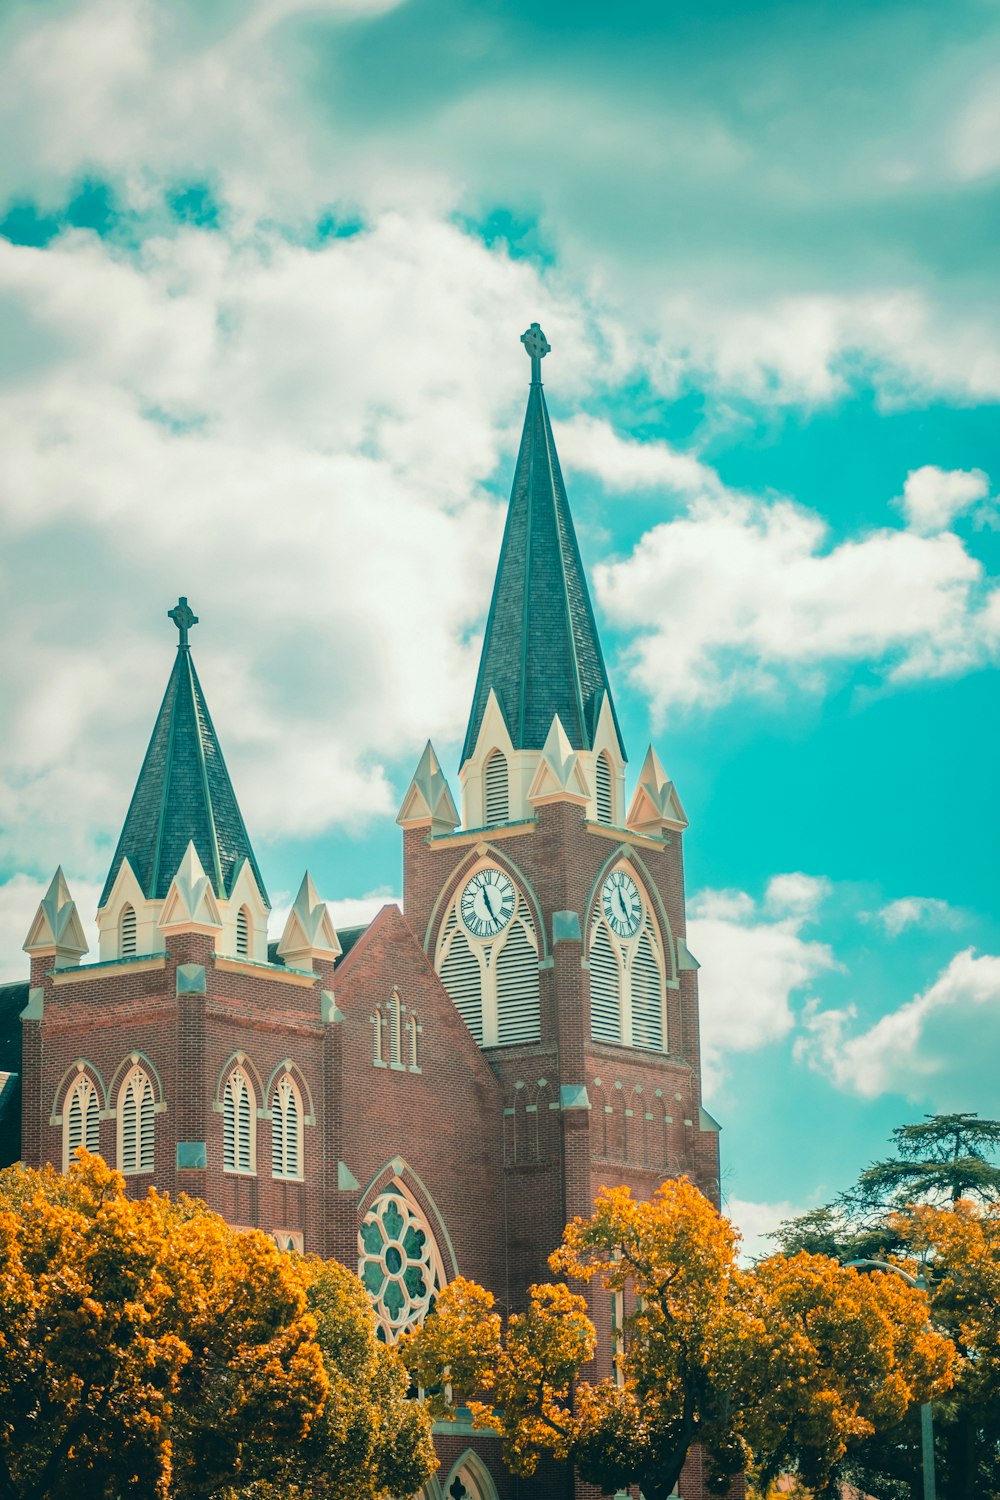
460,868,516,939
602,870,642,938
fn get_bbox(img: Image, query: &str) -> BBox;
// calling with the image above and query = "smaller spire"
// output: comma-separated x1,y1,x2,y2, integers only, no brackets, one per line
277,873,341,971
158,841,223,933
527,713,591,808
23,868,89,968
396,741,460,834
167,596,198,651
627,746,689,834
521,322,551,385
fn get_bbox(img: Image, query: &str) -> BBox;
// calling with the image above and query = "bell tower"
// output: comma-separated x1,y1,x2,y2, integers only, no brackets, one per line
399,327,719,1313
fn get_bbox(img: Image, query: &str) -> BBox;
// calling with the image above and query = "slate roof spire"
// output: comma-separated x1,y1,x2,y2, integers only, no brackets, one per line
462,325,626,764
99,599,268,908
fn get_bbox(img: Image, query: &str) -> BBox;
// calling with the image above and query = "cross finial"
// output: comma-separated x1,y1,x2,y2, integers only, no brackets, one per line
168,596,199,649
521,322,551,384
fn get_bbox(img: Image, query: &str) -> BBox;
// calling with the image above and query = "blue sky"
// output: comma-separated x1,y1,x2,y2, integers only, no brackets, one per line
0,0,998,1253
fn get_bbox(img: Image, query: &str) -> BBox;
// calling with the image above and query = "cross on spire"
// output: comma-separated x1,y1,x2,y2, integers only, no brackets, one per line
521,321,551,384
168,596,199,649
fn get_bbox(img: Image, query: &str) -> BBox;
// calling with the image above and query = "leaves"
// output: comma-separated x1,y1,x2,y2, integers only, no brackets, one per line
0,1152,433,1500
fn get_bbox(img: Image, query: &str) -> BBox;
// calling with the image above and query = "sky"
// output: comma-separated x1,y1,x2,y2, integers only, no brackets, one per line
0,0,998,1258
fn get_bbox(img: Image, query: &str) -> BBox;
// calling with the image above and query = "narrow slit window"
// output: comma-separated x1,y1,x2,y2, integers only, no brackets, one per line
595,752,613,824
389,991,403,1067
484,751,509,825
119,904,137,957
235,906,250,958
372,1007,384,1066
408,1011,420,1071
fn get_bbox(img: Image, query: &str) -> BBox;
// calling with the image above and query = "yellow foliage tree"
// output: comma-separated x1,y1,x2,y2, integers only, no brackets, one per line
0,1152,434,1500
404,1178,955,1500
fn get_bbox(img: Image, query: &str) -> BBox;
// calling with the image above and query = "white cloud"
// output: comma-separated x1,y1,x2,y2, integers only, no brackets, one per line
796,948,1000,1102
898,465,990,534
875,896,963,938
268,885,399,943
949,68,1000,182
553,415,721,498
596,490,999,713
726,1196,809,1264
688,878,837,1087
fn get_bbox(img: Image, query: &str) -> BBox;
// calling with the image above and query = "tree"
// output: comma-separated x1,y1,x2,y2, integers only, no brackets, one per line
0,1152,434,1500
403,1178,953,1500
772,1113,1000,1500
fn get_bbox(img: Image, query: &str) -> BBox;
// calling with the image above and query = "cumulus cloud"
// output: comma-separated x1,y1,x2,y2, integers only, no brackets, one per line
688,877,837,1087
726,1196,810,1264
875,896,963,938
554,415,721,498
796,948,1000,1103
898,465,990,534
0,873,106,982
595,489,999,713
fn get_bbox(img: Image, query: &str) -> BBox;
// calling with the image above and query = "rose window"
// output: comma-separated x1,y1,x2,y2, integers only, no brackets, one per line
358,1185,444,1341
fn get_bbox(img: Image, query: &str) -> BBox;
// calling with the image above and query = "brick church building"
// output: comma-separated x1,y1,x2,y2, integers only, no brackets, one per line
11,325,722,1500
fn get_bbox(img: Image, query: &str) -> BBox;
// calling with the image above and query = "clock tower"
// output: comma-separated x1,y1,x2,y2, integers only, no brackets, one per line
399,326,720,1335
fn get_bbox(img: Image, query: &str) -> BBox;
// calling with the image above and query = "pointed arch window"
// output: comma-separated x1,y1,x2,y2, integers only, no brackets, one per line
223,1066,256,1175
118,1064,155,1174
595,752,613,824
388,991,403,1068
235,906,251,958
271,1072,302,1180
589,868,667,1052
119,904,137,957
435,869,541,1048
358,1180,445,1342
64,1073,100,1170
484,751,509,826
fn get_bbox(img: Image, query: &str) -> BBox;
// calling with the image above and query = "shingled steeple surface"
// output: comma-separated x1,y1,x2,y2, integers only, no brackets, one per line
99,600,268,908
462,326,626,765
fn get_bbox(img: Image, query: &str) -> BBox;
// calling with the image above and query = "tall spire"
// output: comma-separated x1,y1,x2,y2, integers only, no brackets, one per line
99,599,268,908
462,325,626,765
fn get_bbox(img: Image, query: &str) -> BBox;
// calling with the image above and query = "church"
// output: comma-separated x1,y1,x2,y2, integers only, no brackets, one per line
9,325,722,1500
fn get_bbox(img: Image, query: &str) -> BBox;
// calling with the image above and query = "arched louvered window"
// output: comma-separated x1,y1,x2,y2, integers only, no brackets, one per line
271,1073,302,1180
495,911,541,1045
589,919,623,1043
408,1011,420,1071
436,871,541,1048
118,1064,155,1174
595,752,613,824
388,991,403,1067
64,1073,101,1170
589,868,667,1051
372,1006,384,1066
235,906,250,958
438,920,483,1044
119,904,137,957
223,1066,256,1175
631,929,664,1051
484,751,509,826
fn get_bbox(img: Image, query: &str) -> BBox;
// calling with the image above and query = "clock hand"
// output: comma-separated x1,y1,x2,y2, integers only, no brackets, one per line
482,887,497,920
617,891,629,921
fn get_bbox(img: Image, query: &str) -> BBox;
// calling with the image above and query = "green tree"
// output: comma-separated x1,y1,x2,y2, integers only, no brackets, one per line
0,1152,434,1500
772,1113,1000,1500
403,1179,953,1500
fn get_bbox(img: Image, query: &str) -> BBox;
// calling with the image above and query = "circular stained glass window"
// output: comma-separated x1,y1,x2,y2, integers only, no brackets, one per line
358,1185,445,1341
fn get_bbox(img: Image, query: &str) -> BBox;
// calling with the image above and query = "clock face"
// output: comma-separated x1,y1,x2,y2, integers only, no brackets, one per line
460,868,516,939
601,870,642,938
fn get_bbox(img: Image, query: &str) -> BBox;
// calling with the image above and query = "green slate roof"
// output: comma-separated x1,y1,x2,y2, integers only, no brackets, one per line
462,340,626,764
100,635,268,908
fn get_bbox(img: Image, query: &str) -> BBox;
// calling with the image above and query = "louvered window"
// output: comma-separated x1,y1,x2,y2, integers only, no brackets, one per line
389,992,403,1067
484,752,508,825
589,919,623,1043
119,904,137,957
595,753,613,824
271,1073,302,1179
236,907,250,958
118,1065,155,1173
408,1011,420,1070
495,907,541,1044
438,918,484,1044
631,928,664,1051
223,1067,255,1174
64,1074,100,1169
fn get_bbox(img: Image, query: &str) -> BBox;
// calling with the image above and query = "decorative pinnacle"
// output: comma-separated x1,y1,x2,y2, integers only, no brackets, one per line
521,322,551,384
168,596,199,650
